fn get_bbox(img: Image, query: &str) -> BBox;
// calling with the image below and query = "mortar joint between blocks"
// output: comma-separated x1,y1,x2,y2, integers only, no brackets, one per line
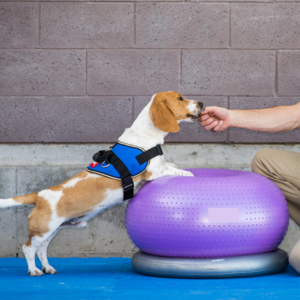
275,50,278,97
38,2,41,48
228,3,231,49
134,3,136,48
85,50,88,96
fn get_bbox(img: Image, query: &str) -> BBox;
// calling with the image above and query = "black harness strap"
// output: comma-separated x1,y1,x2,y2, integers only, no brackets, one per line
107,153,134,200
92,144,163,201
136,145,163,165
93,150,134,200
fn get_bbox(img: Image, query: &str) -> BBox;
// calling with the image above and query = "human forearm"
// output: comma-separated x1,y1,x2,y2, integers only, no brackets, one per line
229,104,300,133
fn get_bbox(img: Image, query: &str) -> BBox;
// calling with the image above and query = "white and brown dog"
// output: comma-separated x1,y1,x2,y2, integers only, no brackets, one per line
0,91,203,276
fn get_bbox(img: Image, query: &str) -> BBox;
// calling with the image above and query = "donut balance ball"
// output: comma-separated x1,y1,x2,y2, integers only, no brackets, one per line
125,169,289,258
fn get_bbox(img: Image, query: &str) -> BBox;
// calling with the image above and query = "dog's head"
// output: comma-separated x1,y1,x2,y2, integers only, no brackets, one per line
149,91,203,133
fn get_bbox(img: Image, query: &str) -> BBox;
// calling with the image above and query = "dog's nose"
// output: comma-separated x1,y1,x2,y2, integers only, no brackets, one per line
198,101,204,109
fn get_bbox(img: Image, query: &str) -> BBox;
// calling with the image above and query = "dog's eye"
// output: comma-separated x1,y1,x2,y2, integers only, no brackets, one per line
178,97,183,101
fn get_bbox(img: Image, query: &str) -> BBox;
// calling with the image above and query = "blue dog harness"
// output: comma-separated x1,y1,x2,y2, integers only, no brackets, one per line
87,142,163,200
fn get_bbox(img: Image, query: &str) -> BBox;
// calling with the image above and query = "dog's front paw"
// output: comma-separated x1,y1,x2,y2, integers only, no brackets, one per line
165,163,179,169
29,267,44,276
42,266,58,275
184,171,194,177
180,170,194,177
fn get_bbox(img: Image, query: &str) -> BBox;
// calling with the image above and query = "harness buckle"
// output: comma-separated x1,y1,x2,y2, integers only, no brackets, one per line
122,176,133,191
156,144,163,156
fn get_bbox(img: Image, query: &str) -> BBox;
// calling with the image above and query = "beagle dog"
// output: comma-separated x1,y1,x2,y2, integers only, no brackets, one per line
0,91,203,276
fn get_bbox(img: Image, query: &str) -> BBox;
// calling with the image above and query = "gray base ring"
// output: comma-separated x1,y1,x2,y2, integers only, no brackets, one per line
131,249,289,279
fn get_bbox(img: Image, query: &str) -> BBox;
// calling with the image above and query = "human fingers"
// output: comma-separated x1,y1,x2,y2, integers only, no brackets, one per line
199,111,219,122
200,106,217,116
204,120,219,131
199,114,209,122
200,117,216,127
211,120,224,132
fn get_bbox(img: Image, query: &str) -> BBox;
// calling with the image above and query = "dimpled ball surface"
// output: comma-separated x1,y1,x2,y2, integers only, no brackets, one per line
125,169,289,258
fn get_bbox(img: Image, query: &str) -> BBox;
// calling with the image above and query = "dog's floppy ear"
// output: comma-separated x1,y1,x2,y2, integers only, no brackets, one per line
149,93,180,133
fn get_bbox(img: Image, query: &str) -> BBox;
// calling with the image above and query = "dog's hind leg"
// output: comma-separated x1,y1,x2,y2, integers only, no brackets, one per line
23,211,63,275
36,229,59,275
22,240,42,276
22,189,65,276
23,228,61,276
22,231,54,276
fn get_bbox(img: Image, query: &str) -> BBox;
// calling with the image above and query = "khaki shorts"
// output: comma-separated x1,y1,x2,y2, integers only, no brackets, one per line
252,149,300,227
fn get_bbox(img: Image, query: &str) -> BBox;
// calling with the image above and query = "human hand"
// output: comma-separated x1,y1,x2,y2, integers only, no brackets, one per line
199,106,231,132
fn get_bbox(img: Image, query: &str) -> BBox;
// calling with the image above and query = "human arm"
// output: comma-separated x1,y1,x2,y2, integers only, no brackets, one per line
199,102,300,133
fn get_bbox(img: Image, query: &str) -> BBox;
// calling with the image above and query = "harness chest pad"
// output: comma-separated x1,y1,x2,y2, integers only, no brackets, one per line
86,143,149,180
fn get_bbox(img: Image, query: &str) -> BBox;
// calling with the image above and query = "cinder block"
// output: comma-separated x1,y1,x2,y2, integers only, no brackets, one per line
16,167,84,196
190,0,272,2
0,97,132,143
0,207,17,257
134,96,227,142
0,168,18,257
91,0,180,2
0,3,38,48
41,3,134,48
87,50,180,96
0,50,85,96
229,97,300,143
0,0,88,2
0,144,105,168
181,50,275,96
232,4,300,49
136,3,228,48
39,97,133,143
277,0,300,3
0,168,16,199
0,97,40,143
278,51,300,96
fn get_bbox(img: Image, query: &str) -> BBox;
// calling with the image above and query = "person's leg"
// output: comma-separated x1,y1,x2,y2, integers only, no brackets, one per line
290,239,300,273
251,148,300,273
252,148,300,226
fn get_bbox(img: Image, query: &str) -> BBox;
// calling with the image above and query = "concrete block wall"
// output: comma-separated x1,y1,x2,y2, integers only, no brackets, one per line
1,1,300,257
1,1,300,143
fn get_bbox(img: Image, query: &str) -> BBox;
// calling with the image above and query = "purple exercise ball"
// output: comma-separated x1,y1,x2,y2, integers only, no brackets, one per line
125,169,289,258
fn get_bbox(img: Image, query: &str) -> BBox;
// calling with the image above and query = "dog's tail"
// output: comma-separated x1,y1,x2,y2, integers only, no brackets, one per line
0,192,37,208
